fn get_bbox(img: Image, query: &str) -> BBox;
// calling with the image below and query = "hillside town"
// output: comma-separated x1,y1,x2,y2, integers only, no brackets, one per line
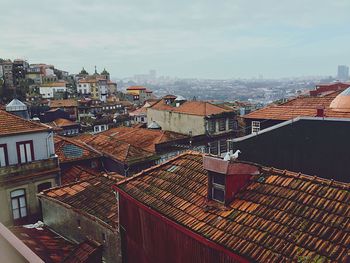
0,56,350,263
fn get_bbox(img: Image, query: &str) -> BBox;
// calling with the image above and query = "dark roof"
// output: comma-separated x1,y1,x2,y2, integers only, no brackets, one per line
116,152,350,262
60,165,98,185
10,226,101,263
40,173,123,230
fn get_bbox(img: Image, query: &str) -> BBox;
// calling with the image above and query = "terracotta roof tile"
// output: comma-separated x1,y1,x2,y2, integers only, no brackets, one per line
10,226,100,263
76,133,156,164
150,100,233,116
100,127,187,153
127,86,147,90
50,99,78,108
116,152,350,262
60,165,98,185
41,172,123,229
54,135,101,164
0,110,50,136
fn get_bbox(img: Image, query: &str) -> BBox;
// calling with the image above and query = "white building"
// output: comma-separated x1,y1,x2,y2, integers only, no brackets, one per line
39,82,67,98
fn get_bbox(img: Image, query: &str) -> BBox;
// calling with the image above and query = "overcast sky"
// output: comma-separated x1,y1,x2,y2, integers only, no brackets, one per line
1,0,349,79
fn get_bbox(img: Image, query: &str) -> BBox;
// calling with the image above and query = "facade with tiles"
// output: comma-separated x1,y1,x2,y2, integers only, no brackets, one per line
0,110,60,226
114,152,350,262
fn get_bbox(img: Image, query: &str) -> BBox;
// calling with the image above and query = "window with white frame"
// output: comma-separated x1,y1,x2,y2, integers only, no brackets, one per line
0,144,8,167
10,189,27,220
211,173,225,203
16,141,34,164
251,121,260,134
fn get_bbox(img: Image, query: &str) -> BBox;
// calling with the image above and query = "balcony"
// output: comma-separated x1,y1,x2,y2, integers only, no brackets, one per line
0,157,59,185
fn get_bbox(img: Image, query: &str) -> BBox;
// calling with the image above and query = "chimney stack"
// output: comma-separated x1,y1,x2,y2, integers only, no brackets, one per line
203,155,260,205
316,107,325,117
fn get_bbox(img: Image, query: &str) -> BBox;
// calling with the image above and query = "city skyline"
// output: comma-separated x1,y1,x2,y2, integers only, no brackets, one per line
1,0,350,79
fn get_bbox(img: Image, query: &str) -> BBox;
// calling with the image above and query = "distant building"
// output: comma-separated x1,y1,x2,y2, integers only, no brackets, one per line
1,60,14,90
0,110,59,225
126,86,153,105
39,82,67,99
114,151,350,262
49,99,78,120
243,84,350,134
337,65,349,81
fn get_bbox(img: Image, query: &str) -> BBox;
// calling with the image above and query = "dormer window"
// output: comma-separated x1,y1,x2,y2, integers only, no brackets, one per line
212,172,225,203
251,121,260,134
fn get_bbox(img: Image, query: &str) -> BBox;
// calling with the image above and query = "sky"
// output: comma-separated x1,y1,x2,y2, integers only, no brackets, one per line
1,0,350,79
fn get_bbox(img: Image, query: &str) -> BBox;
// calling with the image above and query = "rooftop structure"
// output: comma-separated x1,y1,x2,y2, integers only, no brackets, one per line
115,151,350,262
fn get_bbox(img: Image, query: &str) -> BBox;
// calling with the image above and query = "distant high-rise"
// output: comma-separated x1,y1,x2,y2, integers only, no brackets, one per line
337,65,349,81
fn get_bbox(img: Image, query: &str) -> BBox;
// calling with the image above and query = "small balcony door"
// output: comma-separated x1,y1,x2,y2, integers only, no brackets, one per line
16,141,35,164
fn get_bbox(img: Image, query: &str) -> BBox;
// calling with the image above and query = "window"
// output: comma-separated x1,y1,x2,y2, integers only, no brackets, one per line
209,141,218,155
11,189,27,220
77,219,81,229
101,125,105,131
37,182,52,193
212,173,225,203
251,121,260,134
218,119,226,131
0,144,9,167
208,120,216,134
95,126,100,132
16,141,34,164
219,140,227,154
228,118,234,130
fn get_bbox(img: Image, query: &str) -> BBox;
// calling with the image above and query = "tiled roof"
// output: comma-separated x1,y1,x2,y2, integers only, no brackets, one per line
116,152,350,262
51,118,78,127
244,90,350,121
0,109,50,136
41,82,67,87
50,99,78,108
76,133,156,164
243,106,350,120
60,165,98,185
10,226,100,263
100,127,187,153
127,86,147,90
54,135,101,164
40,173,123,229
150,100,233,116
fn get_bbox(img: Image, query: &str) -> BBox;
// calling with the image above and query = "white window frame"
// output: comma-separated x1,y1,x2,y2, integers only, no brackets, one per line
251,121,260,134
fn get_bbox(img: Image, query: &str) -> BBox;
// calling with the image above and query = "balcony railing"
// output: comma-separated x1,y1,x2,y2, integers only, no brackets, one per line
0,157,59,184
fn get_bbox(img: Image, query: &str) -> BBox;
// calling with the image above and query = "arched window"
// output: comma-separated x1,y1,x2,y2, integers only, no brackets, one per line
10,189,27,220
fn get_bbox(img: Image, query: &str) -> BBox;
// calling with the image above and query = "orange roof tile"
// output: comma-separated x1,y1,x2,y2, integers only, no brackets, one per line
150,100,233,116
50,99,78,108
40,172,123,229
76,133,156,164
0,110,50,136
10,226,100,263
126,86,147,90
100,127,187,153
54,135,101,164
51,118,78,127
116,152,350,262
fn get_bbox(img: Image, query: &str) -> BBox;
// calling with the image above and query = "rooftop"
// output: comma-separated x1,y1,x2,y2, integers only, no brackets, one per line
10,225,101,263
0,109,50,137
40,172,123,230
126,86,147,91
50,99,78,108
49,118,78,128
76,133,156,164
100,127,187,153
54,135,101,164
116,152,350,262
150,100,233,116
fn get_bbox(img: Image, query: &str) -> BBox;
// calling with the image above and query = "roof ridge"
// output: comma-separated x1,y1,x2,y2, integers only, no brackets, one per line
0,109,50,130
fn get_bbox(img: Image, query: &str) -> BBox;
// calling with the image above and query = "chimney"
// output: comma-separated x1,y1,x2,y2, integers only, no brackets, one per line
316,107,325,117
203,155,260,205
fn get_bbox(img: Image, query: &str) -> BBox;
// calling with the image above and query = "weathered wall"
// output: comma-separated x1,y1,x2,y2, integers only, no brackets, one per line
0,131,55,165
41,198,121,263
147,108,206,136
0,177,57,225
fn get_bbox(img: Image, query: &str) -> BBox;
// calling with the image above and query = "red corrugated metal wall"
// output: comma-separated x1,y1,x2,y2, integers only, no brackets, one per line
119,193,248,263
